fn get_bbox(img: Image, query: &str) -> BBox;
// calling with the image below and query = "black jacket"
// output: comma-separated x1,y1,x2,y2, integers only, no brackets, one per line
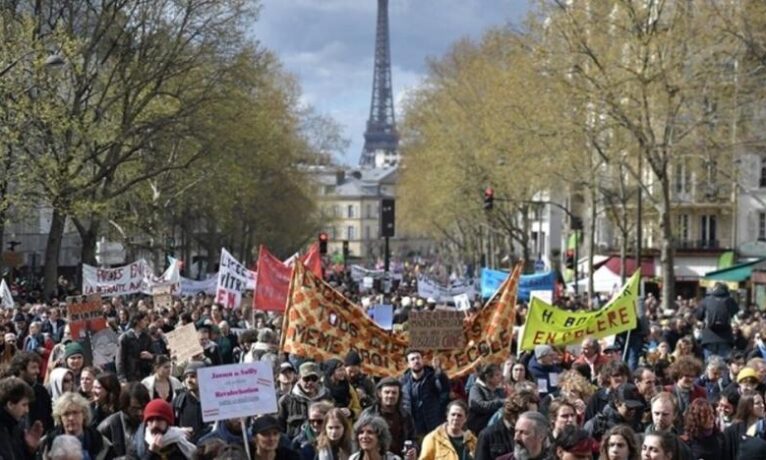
695,286,738,345
172,389,207,441
475,419,514,460
97,411,137,458
116,329,153,383
467,380,504,434
28,382,53,432
400,366,450,436
0,408,32,460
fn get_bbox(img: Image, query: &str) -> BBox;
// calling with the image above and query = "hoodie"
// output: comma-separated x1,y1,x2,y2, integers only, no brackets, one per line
278,382,332,438
48,367,73,403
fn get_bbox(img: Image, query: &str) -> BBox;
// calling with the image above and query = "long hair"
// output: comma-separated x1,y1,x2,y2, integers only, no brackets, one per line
316,408,353,455
683,399,716,440
598,424,639,460
733,393,762,425
95,373,121,412
643,431,679,460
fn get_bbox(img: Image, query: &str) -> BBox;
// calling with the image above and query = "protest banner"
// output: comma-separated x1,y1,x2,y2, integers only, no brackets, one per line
166,323,204,364
68,295,105,340
282,263,521,379
417,276,475,304
180,275,218,296
198,361,278,422
409,310,465,350
0,279,13,309
481,268,555,302
520,271,640,350
82,259,153,296
350,265,386,283
254,246,292,312
215,248,251,309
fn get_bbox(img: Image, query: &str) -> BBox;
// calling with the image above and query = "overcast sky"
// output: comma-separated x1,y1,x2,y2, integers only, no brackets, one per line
253,0,531,166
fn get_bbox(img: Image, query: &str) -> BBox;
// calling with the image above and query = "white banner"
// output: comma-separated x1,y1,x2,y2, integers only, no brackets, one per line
198,361,278,422
215,248,251,309
417,276,476,303
180,275,218,296
350,265,386,282
82,259,154,296
0,279,13,309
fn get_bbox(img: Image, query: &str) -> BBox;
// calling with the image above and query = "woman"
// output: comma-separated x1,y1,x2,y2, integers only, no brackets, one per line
487,387,540,426
641,431,679,460
39,391,113,459
350,414,401,460
63,342,86,387
543,370,595,424
316,408,354,460
324,359,362,419
251,415,301,460
553,425,595,460
681,399,722,460
467,363,505,434
49,367,75,404
420,401,476,460
549,398,579,439
141,355,184,402
90,373,121,428
599,425,639,460
715,391,739,432
723,392,765,460
79,366,100,401
671,338,693,362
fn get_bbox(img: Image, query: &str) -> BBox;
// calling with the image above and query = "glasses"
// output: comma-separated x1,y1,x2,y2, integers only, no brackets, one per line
302,375,319,383
309,418,324,426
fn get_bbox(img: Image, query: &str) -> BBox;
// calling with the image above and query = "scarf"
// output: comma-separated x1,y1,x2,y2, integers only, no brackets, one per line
138,425,196,459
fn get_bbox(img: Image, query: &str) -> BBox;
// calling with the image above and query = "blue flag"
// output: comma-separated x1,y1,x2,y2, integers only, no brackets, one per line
481,268,554,302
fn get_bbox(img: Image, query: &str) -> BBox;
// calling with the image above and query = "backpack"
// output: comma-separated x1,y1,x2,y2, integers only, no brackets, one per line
706,298,730,334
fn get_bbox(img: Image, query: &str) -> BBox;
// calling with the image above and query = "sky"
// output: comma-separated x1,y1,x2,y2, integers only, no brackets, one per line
253,0,531,166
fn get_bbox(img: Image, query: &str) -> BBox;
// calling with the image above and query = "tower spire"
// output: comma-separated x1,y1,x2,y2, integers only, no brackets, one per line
360,0,399,168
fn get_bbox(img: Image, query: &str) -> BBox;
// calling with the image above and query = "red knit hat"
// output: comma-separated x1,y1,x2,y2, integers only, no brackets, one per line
143,399,174,425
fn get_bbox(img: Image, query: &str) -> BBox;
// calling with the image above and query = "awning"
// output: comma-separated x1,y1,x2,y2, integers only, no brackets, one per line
702,258,766,283
604,257,655,278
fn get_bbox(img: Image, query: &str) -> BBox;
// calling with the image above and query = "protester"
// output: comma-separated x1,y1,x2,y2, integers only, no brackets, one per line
467,363,505,434
97,382,151,458
549,398,579,439
350,414,402,460
323,359,362,419
292,400,334,460
552,425,594,460
695,282,738,360
598,425,639,460
361,377,416,455
641,431,680,460
141,354,184,403
722,392,765,460
130,398,196,459
316,408,354,460
498,411,551,460
528,345,563,397
0,377,42,460
48,435,83,460
401,349,450,438
48,367,75,404
420,401,475,460
116,312,154,383
79,366,99,401
345,351,376,409
62,341,86,387
680,399,723,460
6,351,53,431
279,361,332,438
39,392,114,459
172,361,207,441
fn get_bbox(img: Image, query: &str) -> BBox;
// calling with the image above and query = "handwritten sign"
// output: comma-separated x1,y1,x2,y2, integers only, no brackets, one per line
198,361,278,422
409,310,465,350
165,323,204,364
68,295,105,339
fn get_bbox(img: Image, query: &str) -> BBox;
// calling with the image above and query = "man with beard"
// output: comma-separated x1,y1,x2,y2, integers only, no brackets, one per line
278,362,332,438
0,377,43,460
129,399,196,459
401,349,450,438
196,324,222,366
497,411,552,460
361,377,416,454
344,351,376,408
97,382,151,457
173,361,207,441
6,351,53,431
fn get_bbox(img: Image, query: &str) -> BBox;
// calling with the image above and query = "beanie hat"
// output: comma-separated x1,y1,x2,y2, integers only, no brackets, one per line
144,399,174,425
184,361,205,377
344,350,362,366
64,342,85,360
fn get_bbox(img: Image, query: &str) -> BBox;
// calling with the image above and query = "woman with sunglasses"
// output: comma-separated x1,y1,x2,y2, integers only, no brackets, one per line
279,361,332,439
293,401,334,460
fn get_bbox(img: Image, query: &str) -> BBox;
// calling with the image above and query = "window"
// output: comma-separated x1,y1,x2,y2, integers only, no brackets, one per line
759,212,766,241
674,159,692,195
700,215,717,245
365,226,371,240
329,227,337,239
347,205,354,218
366,204,372,219
676,214,689,241
347,226,355,240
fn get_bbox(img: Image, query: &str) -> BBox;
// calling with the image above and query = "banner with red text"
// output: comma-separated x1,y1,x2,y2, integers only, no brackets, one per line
281,263,521,379
215,248,252,309
82,260,154,296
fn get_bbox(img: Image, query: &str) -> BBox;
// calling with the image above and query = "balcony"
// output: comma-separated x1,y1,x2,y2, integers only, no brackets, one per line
672,239,721,251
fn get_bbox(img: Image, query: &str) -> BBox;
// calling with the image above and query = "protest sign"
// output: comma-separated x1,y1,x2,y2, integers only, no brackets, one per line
417,276,475,304
530,290,553,304
481,268,555,302
166,323,204,364
409,310,465,350
68,295,105,340
520,271,640,350
0,279,13,309
350,265,385,283
180,275,218,296
198,361,278,422
453,293,471,311
152,283,175,310
91,328,119,368
254,246,292,312
368,304,394,330
282,263,521,379
215,249,251,309
82,259,153,296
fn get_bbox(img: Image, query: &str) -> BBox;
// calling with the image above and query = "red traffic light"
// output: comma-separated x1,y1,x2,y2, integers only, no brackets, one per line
319,232,328,242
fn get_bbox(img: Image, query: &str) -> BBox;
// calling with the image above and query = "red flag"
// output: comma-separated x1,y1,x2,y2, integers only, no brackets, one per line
300,243,323,279
254,246,292,312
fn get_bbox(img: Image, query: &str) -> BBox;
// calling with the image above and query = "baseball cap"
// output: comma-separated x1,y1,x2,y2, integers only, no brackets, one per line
299,362,320,378
280,362,296,373
252,415,280,435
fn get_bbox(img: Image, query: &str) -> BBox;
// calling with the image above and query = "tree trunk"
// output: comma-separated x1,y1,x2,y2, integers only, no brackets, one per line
77,218,101,266
659,173,675,310
588,187,597,299
43,208,66,299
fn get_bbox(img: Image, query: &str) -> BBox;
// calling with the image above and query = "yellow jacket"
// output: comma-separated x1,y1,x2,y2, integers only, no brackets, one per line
419,424,477,460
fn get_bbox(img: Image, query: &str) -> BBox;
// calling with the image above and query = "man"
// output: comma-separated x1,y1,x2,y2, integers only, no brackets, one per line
41,308,66,343
573,338,610,380
634,367,658,403
584,383,644,440
98,382,151,457
722,352,746,388
695,282,739,360
215,321,238,364
0,376,43,460
6,352,53,431
361,377,416,454
527,345,563,396
497,411,551,460
197,324,222,366
278,361,332,438
173,361,207,441
116,312,154,383
277,362,297,398
584,360,631,421
696,357,727,402
644,392,693,460
129,399,196,459
345,351,376,408
475,394,516,460
400,349,450,437
21,322,45,356
664,356,706,417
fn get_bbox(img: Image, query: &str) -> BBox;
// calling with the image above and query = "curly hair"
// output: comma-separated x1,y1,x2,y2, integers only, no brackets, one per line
683,399,716,440
669,356,703,382
558,370,596,401
53,392,92,427
503,389,540,424
353,414,392,455
599,425,639,460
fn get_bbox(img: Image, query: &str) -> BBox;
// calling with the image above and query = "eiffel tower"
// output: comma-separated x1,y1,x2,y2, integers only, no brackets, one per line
359,0,399,168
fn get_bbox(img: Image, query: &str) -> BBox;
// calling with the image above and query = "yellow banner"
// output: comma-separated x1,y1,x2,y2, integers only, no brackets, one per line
520,271,640,350
281,263,522,379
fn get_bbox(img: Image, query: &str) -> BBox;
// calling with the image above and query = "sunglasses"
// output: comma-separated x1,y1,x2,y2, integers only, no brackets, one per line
309,418,324,426
302,375,319,383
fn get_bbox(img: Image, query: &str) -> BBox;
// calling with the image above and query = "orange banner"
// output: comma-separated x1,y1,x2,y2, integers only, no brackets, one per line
281,263,520,379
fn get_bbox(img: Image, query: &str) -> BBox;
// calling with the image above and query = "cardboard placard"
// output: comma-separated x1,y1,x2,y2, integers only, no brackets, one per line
198,361,278,422
68,295,105,340
409,310,466,350
165,323,204,364
153,294,173,310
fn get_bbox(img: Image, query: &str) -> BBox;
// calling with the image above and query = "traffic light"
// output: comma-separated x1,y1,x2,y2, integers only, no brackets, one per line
318,232,328,255
483,187,494,210
342,240,349,260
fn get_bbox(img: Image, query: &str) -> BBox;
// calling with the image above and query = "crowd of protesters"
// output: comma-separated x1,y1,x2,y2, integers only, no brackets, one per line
0,263,765,460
